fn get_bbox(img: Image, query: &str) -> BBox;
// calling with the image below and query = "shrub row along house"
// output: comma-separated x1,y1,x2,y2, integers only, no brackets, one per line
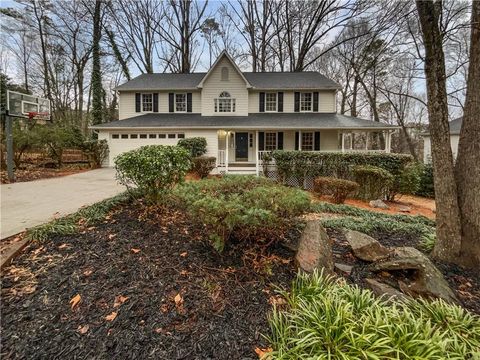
91,52,398,174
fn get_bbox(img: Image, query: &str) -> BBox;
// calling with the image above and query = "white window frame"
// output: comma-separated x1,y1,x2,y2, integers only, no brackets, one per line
175,93,187,113
300,92,313,112
142,93,153,112
214,91,236,113
301,132,314,151
265,92,277,112
265,132,278,151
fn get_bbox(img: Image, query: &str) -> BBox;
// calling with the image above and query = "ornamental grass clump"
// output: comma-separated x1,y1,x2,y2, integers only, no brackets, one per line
114,145,191,203
313,177,359,204
172,176,310,252
267,270,480,359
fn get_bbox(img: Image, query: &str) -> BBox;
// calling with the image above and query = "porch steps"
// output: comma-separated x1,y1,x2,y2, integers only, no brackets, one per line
219,166,257,175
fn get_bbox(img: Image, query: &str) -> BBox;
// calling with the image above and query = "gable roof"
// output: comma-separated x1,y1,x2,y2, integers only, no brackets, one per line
422,117,463,136
91,113,398,130
197,51,252,88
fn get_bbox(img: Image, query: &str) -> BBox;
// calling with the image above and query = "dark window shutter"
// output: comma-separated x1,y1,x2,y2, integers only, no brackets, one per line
314,131,320,151
277,132,284,150
313,92,319,112
153,93,159,112
135,93,141,112
168,93,174,112
187,93,192,112
295,131,299,150
278,92,284,112
259,92,265,112
294,92,300,112
259,132,265,151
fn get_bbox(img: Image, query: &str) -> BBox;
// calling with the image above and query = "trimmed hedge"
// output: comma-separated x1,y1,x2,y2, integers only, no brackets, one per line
352,165,394,200
313,177,359,204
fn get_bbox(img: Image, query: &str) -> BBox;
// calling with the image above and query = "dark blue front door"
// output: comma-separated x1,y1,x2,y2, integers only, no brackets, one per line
235,132,249,161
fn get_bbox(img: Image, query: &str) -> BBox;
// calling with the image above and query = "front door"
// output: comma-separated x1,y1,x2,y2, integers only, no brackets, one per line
235,132,249,161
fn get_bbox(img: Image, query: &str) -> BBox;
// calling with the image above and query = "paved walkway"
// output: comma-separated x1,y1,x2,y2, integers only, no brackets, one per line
1,168,124,239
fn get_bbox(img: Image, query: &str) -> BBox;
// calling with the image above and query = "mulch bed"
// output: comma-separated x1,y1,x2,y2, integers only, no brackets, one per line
1,165,90,184
328,228,480,314
0,202,296,359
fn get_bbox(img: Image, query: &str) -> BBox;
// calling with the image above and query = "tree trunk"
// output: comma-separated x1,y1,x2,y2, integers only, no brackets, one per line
454,0,480,268
416,0,462,262
90,0,103,125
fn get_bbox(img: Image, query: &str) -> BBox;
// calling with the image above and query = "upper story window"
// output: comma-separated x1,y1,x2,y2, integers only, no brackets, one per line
265,93,277,112
175,93,187,112
300,92,313,112
214,91,236,113
221,67,229,81
142,93,153,112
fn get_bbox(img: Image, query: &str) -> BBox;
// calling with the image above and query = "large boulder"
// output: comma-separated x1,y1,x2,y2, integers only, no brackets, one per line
369,199,389,209
344,230,390,262
371,247,458,304
295,220,333,274
365,278,407,302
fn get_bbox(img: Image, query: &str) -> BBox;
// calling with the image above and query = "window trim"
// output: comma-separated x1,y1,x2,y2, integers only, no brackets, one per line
174,93,187,113
214,91,236,113
141,93,153,113
300,92,313,113
265,92,277,112
264,131,278,151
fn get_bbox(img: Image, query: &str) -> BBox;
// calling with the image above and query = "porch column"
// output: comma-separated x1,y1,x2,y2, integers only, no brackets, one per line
341,132,345,152
225,131,229,173
299,130,302,151
255,130,259,176
365,131,369,151
386,131,391,153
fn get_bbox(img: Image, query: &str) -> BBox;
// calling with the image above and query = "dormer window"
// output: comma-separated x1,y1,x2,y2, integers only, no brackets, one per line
214,91,236,113
221,67,229,81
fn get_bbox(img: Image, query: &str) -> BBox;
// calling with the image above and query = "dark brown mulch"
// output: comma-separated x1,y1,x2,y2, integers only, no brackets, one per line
328,228,480,314
0,204,296,360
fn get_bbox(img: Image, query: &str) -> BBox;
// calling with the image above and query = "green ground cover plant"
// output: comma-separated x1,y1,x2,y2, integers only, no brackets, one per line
172,176,310,252
267,271,480,359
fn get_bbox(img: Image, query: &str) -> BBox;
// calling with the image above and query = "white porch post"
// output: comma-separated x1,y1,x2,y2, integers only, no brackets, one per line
299,130,302,151
341,132,345,152
255,130,260,176
365,131,369,151
386,131,391,153
225,131,229,173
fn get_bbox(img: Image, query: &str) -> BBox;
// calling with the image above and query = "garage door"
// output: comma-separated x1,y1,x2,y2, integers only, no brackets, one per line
107,131,186,165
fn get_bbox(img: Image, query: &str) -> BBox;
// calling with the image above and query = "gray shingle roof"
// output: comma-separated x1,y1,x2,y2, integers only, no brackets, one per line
115,71,340,91
91,113,398,130
422,117,463,135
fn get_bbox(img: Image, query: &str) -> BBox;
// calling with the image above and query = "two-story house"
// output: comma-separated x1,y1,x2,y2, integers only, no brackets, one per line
91,52,398,174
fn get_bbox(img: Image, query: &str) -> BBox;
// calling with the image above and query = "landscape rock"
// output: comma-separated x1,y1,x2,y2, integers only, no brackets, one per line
365,278,407,302
295,220,333,274
369,199,390,209
344,230,390,262
397,205,411,213
371,246,458,304
334,263,353,276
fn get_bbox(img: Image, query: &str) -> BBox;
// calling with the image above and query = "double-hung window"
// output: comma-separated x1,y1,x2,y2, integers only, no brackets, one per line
265,93,277,112
142,94,153,112
214,91,236,113
300,93,313,112
301,132,314,151
175,93,187,112
265,132,277,151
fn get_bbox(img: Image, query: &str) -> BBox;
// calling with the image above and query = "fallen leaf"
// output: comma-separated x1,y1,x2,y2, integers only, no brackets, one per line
77,325,89,334
58,243,68,249
70,294,81,309
114,295,129,307
105,311,117,321
131,248,141,253
108,234,116,240
160,303,169,313
255,347,273,358
180,270,189,276
174,293,183,306
83,269,93,277
180,252,188,257
268,295,287,306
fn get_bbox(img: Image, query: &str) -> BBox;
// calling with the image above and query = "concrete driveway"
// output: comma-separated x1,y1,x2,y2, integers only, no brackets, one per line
1,168,124,239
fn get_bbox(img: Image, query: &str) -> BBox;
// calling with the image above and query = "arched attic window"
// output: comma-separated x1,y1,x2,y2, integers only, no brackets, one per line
215,91,236,112
221,67,229,81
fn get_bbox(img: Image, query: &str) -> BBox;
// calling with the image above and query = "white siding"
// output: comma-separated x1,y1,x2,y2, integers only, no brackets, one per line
319,130,339,150
100,129,218,167
248,90,336,113
201,57,249,116
118,91,201,120
423,134,460,163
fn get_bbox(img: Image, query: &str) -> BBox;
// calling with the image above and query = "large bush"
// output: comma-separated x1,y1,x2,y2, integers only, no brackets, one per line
395,162,422,198
81,139,109,168
352,165,394,200
115,145,191,203
267,271,480,359
177,137,207,157
313,177,359,204
271,151,413,199
191,156,216,178
37,124,83,167
172,176,310,252
416,163,435,198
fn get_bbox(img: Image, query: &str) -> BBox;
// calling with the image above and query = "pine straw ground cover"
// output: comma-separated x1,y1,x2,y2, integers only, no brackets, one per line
0,201,297,359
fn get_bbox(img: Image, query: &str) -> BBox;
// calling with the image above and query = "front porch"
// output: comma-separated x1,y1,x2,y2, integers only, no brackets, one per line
215,129,394,175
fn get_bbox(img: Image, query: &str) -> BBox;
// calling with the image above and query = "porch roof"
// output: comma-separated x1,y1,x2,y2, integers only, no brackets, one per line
91,113,399,131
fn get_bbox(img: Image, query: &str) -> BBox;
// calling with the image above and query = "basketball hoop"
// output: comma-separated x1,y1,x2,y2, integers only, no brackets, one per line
27,111,51,121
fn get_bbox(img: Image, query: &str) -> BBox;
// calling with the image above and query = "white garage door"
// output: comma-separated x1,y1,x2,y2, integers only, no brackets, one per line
106,131,186,166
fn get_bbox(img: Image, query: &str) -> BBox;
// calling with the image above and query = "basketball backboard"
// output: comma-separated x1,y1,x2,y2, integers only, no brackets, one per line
6,90,51,120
